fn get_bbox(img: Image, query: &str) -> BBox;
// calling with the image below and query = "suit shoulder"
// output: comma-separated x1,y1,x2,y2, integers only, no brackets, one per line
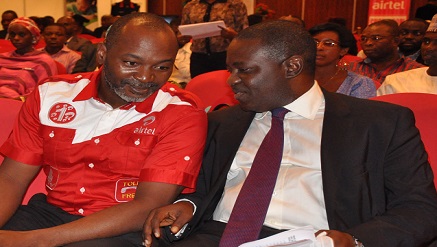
326,91,413,118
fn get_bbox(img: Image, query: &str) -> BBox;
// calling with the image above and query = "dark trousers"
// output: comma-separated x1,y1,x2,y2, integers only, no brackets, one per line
2,193,143,247
159,220,284,247
190,51,227,78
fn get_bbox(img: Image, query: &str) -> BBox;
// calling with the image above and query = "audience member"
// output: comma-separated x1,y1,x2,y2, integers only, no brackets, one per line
0,17,58,99
415,0,437,21
56,16,93,54
40,15,55,31
378,14,437,95
279,15,305,28
29,16,44,32
398,18,429,64
328,17,347,27
0,10,18,39
93,15,114,38
309,23,376,98
247,14,263,26
40,23,81,74
0,13,207,247
168,16,192,88
144,20,437,247
72,14,95,37
181,0,248,78
349,19,424,86
111,0,140,17
57,15,97,72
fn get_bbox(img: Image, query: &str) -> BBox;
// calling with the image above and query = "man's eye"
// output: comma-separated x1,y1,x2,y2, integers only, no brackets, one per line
124,61,137,66
423,40,431,45
238,68,251,73
154,66,170,71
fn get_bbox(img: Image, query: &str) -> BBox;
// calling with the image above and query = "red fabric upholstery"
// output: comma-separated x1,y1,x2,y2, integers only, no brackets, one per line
0,98,46,204
185,70,238,112
55,61,67,75
90,37,105,44
0,39,15,53
371,93,437,189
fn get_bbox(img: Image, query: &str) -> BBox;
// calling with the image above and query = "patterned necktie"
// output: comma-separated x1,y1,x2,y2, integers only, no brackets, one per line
219,107,289,247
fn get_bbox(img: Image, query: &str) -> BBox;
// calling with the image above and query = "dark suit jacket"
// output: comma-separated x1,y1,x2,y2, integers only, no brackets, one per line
66,36,93,55
172,90,437,246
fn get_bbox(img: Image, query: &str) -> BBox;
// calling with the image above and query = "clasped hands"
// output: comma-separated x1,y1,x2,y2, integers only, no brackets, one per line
142,201,356,247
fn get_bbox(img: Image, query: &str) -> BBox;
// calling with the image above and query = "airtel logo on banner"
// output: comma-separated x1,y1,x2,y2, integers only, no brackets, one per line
372,0,406,10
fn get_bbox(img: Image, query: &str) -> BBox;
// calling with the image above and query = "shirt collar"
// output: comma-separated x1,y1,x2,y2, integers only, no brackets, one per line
255,81,324,120
73,69,103,102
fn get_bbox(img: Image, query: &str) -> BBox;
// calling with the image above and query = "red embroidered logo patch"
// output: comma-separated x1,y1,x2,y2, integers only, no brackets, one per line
115,178,139,202
48,103,77,123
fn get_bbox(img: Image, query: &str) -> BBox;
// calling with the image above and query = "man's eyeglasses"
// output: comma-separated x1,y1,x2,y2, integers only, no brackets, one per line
360,35,392,42
314,39,340,47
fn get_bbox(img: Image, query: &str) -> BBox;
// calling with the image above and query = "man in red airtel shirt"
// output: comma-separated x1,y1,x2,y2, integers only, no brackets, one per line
0,13,206,247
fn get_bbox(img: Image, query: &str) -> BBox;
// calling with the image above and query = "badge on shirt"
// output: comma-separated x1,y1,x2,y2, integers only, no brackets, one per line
48,103,77,124
115,178,139,202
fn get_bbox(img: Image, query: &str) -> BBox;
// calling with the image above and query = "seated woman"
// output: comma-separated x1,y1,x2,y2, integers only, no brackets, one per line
309,22,376,99
0,17,58,99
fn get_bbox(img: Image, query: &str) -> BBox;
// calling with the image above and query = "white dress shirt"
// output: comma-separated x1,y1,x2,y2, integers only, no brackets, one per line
213,82,329,230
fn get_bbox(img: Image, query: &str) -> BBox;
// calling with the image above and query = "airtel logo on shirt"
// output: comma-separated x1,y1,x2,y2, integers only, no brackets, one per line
133,115,156,135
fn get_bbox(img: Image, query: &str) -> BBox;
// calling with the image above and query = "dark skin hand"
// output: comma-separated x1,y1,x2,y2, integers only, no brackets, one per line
143,202,194,247
143,201,358,247
218,26,238,40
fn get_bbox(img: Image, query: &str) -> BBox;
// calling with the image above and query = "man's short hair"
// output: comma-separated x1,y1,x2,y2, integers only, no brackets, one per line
42,23,67,33
2,10,18,18
105,12,176,51
235,20,316,73
367,19,400,36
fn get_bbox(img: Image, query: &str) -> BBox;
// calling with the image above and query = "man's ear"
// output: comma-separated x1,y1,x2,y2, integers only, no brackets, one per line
96,43,107,66
284,55,304,78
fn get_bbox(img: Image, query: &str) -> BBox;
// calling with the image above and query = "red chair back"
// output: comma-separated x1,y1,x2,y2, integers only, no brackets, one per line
55,61,67,74
0,39,15,53
0,98,46,204
371,93,437,189
185,70,238,112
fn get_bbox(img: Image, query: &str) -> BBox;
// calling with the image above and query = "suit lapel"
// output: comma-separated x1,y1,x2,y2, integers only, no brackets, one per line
320,91,355,229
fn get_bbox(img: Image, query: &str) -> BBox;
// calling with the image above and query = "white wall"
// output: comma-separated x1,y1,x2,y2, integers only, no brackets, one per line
243,0,254,15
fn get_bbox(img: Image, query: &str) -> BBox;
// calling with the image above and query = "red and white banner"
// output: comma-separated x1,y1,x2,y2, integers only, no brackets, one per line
368,0,411,25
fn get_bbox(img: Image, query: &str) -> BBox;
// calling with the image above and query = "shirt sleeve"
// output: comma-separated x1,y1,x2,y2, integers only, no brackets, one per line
0,84,44,166
138,105,207,193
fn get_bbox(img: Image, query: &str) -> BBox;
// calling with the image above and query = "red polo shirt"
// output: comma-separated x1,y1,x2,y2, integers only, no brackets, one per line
1,70,207,216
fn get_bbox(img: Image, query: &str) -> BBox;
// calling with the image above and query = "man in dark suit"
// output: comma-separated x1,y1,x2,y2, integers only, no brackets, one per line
144,20,437,247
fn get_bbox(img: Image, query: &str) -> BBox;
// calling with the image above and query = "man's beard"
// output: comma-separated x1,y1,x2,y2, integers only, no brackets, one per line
103,63,158,103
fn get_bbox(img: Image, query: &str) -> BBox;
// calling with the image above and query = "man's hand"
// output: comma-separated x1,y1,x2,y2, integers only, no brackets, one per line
143,201,194,247
219,26,238,40
315,230,356,247
0,230,51,247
